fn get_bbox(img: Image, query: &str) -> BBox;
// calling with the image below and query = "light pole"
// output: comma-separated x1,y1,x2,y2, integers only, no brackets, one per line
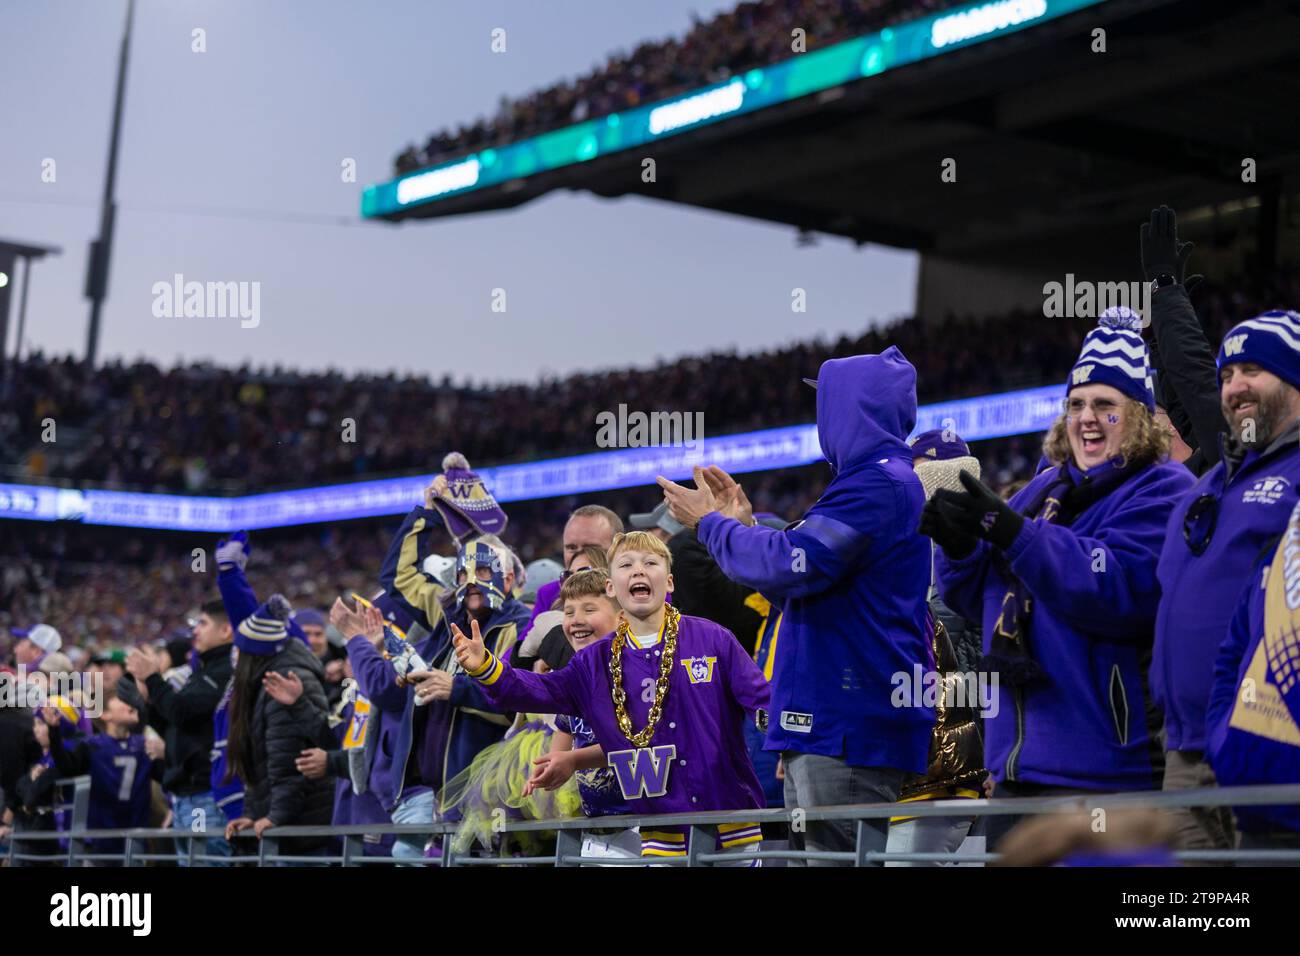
0,240,61,390
84,0,135,367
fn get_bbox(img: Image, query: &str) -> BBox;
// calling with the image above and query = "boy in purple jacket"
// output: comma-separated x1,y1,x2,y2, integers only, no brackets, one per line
451,530,770,863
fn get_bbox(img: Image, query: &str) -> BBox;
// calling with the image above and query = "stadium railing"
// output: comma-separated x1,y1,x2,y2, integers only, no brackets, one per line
6,779,1300,866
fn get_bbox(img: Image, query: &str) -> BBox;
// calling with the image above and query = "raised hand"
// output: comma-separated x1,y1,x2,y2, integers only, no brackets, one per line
125,646,158,680
215,531,250,572
1140,205,1194,285
701,465,754,526
655,465,718,529
423,475,449,509
262,669,304,706
361,604,385,646
329,596,368,641
451,619,487,673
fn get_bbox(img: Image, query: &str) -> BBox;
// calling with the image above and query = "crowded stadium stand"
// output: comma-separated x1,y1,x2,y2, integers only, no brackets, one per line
6,0,1300,883
372,0,1300,322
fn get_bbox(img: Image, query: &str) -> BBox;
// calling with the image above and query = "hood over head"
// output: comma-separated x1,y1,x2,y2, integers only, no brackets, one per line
812,346,917,473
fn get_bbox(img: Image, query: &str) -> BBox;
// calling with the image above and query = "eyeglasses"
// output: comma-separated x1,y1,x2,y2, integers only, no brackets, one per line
1182,493,1219,556
1063,397,1122,416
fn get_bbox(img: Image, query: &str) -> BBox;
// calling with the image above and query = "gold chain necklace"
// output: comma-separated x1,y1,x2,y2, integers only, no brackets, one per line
608,603,680,748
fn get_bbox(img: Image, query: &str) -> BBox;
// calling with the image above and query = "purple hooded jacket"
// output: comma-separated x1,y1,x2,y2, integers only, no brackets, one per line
697,347,933,772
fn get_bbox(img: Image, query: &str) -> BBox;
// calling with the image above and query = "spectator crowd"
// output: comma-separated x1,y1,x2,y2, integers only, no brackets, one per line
5,271,1295,495
2,208,1299,867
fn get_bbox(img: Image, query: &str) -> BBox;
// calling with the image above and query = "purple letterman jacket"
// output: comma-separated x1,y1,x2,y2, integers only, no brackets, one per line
470,610,769,817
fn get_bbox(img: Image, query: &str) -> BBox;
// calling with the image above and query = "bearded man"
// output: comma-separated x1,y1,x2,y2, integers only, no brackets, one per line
1152,310,1300,859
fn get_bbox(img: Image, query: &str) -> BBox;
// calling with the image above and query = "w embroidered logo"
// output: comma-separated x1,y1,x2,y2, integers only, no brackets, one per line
607,745,676,799
680,656,717,684
1071,365,1094,385
449,482,488,500
1224,333,1248,357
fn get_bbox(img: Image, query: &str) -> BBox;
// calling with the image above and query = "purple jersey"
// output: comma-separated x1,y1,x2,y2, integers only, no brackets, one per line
474,612,769,817
86,734,153,830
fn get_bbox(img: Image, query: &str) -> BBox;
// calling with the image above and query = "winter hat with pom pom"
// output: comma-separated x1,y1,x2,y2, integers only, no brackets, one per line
1065,306,1155,411
236,594,294,656
429,451,508,542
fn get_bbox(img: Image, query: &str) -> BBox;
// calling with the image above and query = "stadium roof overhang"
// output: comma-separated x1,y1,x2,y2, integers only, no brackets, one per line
362,0,1300,272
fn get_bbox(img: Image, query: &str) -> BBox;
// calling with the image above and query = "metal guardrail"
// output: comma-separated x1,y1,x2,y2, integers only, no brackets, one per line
5,778,1300,866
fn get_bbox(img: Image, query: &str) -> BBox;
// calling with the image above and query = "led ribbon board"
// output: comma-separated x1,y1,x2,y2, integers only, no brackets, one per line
0,384,1062,531
362,0,1109,219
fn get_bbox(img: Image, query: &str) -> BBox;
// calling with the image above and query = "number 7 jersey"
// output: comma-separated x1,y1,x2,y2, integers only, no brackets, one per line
87,733,154,830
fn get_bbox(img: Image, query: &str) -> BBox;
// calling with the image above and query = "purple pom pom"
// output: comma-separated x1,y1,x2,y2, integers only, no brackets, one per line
266,594,293,621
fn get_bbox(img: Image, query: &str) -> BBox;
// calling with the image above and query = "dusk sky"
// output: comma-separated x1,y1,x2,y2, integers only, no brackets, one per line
2,0,917,384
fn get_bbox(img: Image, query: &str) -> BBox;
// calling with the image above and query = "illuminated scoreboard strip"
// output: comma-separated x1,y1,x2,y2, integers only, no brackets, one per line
363,0,1109,219
0,384,1062,531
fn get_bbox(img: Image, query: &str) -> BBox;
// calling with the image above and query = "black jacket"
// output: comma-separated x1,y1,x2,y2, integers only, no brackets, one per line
0,704,40,815
1148,283,1225,476
143,642,234,796
239,639,334,833
930,592,982,676
666,528,762,648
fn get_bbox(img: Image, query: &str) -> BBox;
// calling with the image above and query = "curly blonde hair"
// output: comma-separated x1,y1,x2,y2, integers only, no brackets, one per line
1042,397,1171,469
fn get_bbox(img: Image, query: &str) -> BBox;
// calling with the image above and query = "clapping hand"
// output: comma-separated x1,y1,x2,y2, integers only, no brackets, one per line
656,466,719,529
126,646,158,680
262,670,304,706
698,465,755,526
330,597,385,648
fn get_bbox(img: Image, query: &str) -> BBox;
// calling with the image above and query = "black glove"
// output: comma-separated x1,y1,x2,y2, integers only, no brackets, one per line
115,673,147,714
931,471,1025,552
1140,205,1194,285
919,495,978,560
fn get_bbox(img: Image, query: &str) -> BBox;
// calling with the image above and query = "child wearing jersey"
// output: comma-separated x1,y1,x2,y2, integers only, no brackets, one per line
44,691,156,860
522,569,639,861
455,531,770,864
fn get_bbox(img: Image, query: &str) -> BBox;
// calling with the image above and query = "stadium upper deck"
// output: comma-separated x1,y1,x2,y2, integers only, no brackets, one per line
366,0,1300,284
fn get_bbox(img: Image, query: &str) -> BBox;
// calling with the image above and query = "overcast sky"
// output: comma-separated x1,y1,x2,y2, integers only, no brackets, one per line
1,0,917,384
